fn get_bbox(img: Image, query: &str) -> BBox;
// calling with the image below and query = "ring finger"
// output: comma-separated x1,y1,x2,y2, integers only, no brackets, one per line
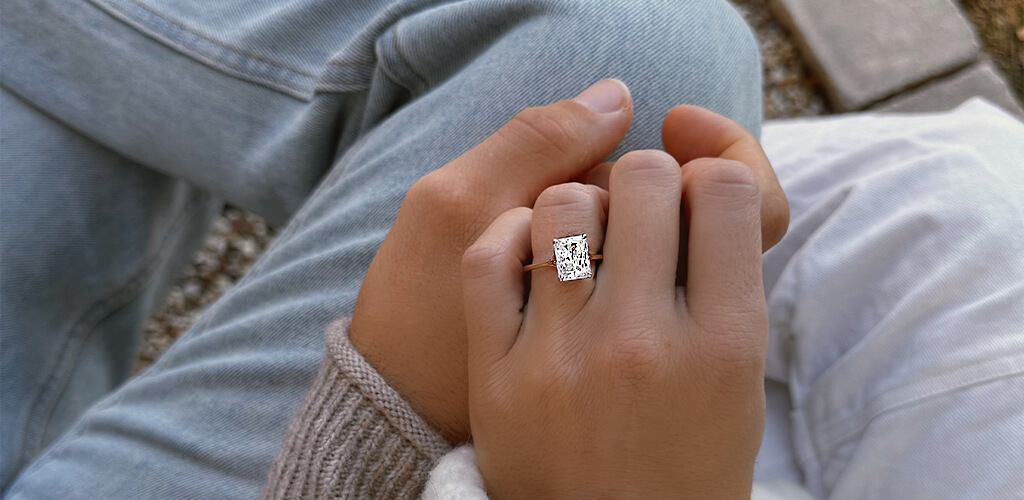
526,182,607,319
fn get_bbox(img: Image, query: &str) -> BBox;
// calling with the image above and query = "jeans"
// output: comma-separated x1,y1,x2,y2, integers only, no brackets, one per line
4,0,1024,498
1,0,761,497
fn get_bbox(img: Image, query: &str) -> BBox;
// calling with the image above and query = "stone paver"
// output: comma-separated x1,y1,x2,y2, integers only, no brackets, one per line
874,59,1024,119
770,0,981,111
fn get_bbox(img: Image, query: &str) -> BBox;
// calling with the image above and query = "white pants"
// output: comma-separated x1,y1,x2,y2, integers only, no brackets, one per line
756,99,1024,499
427,100,1024,499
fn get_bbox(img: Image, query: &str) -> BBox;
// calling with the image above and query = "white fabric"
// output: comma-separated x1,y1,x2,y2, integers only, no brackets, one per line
423,445,488,500
427,99,1024,499
424,445,814,500
758,99,1024,499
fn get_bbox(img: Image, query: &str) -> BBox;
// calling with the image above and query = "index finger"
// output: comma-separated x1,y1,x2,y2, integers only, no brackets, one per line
462,207,534,367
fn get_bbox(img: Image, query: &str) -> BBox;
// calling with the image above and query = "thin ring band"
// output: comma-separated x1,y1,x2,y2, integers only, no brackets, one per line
523,254,603,272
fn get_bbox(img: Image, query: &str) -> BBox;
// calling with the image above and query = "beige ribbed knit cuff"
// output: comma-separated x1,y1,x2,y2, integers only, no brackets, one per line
262,318,453,499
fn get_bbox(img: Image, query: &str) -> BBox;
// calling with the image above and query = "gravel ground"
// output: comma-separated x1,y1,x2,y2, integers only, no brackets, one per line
731,0,830,118
133,208,276,373
134,0,1020,373
961,0,1024,101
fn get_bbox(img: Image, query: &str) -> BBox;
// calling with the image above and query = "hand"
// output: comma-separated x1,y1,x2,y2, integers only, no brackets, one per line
351,78,788,444
587,104,789,252
350,79,635,442
463,151,769,497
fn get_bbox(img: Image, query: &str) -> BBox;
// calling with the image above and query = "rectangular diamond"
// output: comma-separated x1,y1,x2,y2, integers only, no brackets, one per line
552,234,592,282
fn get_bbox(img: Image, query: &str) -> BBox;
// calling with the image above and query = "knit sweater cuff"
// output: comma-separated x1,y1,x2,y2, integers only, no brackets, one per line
262,318,453,498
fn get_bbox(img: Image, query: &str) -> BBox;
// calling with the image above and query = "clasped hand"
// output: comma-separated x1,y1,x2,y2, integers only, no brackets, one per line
351,79,787,496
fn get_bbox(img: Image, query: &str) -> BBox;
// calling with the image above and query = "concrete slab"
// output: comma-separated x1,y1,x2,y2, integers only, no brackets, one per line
769,0,981,111
874,59,1024,119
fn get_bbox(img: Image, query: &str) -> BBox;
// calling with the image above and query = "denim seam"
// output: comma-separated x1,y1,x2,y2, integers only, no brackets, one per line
389,24,429,91
89,0,376,100
368,26,424,96
278,29,424,235
16,188,210,473
118,0,317,76
374,58,416,97
271,131,376,246
327,60,378,69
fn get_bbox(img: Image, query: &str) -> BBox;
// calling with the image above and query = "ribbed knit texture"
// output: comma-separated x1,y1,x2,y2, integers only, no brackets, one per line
262,318,453,498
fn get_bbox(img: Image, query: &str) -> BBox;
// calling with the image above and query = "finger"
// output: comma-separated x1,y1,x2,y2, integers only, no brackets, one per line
602,150,682,304
581,161,615,189
587,159,693,288
446,79,633,208
462,207,534,367
682,158,766,332
528,183,607,319
662,105,789,250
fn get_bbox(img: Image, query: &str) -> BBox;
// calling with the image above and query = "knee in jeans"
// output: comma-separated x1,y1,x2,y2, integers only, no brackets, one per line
528,0,763,135
547,0,761,88
393,0,762,138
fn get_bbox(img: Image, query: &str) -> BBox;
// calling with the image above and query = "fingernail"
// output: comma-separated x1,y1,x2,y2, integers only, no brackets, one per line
573,79,630,114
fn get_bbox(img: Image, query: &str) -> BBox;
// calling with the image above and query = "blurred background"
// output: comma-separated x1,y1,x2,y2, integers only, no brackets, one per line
134,0,1024,373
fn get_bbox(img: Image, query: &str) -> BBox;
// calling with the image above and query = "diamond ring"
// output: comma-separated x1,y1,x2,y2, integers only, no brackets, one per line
523,233,602,282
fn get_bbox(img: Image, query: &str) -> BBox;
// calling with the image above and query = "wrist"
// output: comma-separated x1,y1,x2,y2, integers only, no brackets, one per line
349,310,470,443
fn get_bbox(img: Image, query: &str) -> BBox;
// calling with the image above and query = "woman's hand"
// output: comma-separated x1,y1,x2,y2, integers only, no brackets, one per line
463,150,770,497
351,77,787,445
350,80,635,442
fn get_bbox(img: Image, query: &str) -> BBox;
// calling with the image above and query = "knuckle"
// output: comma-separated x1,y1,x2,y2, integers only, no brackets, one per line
691,315,767,391
407,173,474,213
608,338,668,386
406,174,487,234
500,105,583,163
534,182,600,215
472,363,520,417
460,240,507,281
523,352,583,403
597,322,673,386
697,351,763,395
612,149,681,188
689,159,762,208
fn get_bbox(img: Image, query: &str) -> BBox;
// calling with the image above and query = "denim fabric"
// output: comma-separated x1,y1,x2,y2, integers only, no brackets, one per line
1,0,762,496
0,87,224,492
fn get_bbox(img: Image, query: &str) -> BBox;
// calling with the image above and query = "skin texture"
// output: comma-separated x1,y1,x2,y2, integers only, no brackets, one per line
349,79,788,443
463,152,769,498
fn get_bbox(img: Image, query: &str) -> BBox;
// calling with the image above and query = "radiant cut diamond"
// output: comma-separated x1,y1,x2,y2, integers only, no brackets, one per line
553,234,592,282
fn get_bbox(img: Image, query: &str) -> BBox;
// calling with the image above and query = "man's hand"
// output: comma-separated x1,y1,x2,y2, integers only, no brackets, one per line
463,151,769,498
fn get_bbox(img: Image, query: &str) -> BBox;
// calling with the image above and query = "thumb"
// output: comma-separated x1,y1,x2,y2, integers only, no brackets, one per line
462,207,533,370
448,79,633,208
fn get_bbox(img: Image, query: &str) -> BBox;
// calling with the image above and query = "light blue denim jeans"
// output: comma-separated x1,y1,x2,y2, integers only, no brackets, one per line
1,0,762,496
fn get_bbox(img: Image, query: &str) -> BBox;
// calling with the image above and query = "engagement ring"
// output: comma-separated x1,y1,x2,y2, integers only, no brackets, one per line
523,233,602,282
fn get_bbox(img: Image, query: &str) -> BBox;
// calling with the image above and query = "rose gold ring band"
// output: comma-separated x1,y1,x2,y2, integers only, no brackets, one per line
523,254,602,273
